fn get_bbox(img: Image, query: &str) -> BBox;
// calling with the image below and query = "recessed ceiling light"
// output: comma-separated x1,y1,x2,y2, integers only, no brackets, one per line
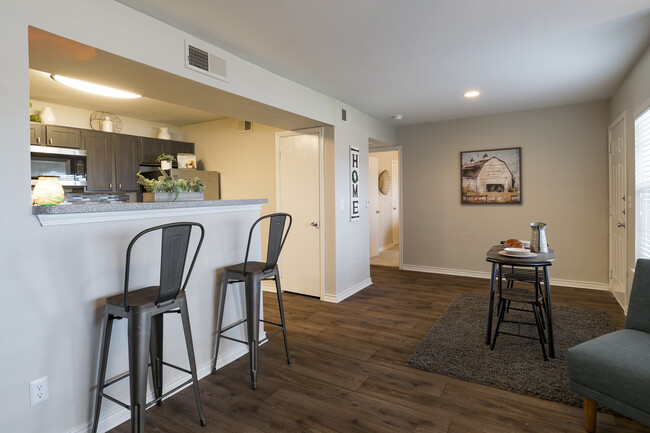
51,74,142,99
463,90,480,98
391,114,404,120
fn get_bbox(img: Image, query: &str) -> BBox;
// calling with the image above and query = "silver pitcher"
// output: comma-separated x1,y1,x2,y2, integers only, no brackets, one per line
530,222,548,253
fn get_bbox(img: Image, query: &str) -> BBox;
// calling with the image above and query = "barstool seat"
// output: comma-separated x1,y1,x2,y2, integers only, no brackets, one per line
211,213,292,390
91,222,206,433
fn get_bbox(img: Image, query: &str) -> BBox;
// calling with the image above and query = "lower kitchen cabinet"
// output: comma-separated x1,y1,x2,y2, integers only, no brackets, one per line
85,131,139,192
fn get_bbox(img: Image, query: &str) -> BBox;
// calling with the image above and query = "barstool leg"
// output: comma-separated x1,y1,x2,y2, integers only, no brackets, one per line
245,275,261,389
149,314,164,405
274,273,291,364
128,311,152,433
491,299,506,350
211,275,229,374
179,298,207,427
532,303,548,361
91,309,114,433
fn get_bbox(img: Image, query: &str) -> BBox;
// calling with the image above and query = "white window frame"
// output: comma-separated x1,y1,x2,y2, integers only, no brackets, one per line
634,101,650,260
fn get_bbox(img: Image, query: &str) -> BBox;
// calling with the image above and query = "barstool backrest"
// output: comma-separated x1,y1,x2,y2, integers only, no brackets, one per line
243,213,292,274
124,222,205,309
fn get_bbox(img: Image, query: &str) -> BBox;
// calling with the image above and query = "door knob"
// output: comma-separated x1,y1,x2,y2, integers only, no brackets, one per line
618,223,626,228
376,210,380,214
310,221,319,228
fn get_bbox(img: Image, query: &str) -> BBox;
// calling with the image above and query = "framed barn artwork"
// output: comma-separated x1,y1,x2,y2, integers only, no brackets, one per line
460,147,521,204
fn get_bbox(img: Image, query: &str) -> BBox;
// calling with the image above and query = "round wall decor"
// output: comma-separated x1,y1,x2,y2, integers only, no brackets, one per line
379,169,392,195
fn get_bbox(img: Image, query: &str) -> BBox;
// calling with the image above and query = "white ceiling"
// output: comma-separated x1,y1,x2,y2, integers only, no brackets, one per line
115,0,650,125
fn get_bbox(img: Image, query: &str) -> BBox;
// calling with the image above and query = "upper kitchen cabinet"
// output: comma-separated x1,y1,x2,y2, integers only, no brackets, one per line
30,123,43,145
140,137,195,166
46,125,83,149
85,131,139,192
30,123,83,148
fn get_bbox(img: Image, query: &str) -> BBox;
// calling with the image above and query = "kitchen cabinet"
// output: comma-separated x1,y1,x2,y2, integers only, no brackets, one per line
85,131,139,192
140,137,195,166
30,124,83,149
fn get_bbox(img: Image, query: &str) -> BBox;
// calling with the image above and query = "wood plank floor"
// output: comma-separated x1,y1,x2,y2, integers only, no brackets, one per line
110,266,650,432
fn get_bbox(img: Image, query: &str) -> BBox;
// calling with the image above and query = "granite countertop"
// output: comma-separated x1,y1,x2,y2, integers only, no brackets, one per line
32,199,268,215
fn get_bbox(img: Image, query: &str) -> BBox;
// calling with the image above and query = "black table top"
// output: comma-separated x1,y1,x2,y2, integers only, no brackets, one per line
486,244,555,266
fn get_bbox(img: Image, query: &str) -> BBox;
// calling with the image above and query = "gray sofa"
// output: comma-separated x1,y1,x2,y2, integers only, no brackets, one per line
566,258,650,432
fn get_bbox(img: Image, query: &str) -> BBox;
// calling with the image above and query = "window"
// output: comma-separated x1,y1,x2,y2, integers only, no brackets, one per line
635,107,650,259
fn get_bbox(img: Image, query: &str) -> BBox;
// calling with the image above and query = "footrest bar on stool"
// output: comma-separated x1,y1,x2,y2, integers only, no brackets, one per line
162,361,192,375
146,378,194,409
102,371,130,388
265,328,284,340
221,318,247,333
260,319,282,327
221,335,248,345
102,392,131,410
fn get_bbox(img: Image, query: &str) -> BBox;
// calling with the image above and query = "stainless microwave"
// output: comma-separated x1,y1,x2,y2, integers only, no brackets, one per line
30,145,87,186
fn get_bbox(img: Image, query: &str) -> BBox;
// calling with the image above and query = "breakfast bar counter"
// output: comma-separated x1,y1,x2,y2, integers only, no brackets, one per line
32,199,267,226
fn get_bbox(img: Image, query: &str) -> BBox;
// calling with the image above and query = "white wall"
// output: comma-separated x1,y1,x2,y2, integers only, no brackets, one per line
396,101,610,287
609,43,650,299
1,1,395,432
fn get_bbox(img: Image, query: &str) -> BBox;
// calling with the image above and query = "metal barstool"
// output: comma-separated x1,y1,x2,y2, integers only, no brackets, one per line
91,222,206,433
211,213,292,389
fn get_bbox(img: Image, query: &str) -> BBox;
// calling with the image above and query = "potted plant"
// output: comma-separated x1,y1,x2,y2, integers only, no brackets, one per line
137,168,206,202
157,153,176,170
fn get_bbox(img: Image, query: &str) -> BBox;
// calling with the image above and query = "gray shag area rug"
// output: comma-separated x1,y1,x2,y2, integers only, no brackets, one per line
406,293,617,407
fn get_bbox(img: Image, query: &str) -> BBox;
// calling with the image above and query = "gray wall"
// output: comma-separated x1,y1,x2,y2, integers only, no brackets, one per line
397,101,610,286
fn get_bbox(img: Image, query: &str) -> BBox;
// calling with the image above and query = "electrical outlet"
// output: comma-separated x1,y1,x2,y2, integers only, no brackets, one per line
29,376,49,406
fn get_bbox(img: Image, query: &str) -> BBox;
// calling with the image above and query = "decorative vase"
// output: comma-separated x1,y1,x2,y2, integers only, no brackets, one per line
40,106,56,125
158,127,171,139
160,160,172,170
102,116,113,132
32,177,64,205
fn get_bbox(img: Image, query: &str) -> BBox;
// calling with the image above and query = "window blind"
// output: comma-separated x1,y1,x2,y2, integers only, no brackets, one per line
635,107,650,259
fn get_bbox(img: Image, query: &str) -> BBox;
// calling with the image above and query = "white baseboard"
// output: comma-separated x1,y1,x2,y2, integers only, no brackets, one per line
401,264,611,291
75,340,257,433
323,278,372,303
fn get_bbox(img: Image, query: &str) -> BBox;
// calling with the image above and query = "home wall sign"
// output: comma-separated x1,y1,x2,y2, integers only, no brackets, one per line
350,146,360,221
460,147,521,204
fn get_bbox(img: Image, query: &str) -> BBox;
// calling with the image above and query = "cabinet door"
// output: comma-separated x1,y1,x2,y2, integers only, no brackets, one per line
85,131,114,191
169,141,195,155
140,137,169,164
114,134,140,191
45,126,83,149
30,123,44,145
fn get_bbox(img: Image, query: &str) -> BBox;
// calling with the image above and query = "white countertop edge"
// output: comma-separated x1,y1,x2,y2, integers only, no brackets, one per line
36,203,263,227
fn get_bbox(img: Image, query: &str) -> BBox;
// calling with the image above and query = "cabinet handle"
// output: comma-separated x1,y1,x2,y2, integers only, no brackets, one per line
109,183,112,189
36,137,41,144
118,184,122,189
49,138,53,144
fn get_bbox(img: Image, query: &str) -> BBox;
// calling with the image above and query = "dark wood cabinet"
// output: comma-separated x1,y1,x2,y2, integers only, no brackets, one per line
85,131,140,192
45,125,83,148
114,134,140,191
30,124,83,148
30,123,44,145
170,140,194,155
139,137,167,165
139,137,195,165
85,131,114,191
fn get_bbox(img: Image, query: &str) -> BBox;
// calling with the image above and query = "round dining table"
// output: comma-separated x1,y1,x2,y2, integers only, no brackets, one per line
485,244,556,358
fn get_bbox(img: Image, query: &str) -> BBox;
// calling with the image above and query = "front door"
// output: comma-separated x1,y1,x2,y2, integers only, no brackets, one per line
609,113,627,308
277,130,322,298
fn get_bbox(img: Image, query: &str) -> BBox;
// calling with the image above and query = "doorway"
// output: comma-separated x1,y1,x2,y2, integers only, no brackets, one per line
609,113,627,309
369,147,401,268
276,128,324,298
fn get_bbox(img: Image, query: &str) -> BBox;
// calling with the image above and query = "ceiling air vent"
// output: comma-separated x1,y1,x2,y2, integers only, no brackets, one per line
185,41,227,82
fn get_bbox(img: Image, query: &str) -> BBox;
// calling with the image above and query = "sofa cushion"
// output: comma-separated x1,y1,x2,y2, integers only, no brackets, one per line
566,329,650,424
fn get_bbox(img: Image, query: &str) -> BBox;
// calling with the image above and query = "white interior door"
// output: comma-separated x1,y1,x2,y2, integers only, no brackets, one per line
609,114,627,308
369,156,380,257
391,159,399,245
278,131,322,297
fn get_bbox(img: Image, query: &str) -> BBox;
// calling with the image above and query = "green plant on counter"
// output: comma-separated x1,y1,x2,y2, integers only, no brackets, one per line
156,153,176,163
137,168,205,199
